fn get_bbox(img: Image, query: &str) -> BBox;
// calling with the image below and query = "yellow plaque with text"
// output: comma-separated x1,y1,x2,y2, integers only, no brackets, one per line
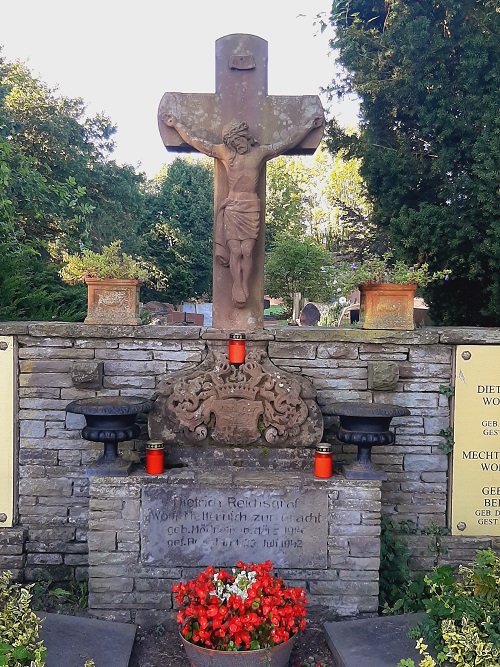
452,345,500,536
0,336,15,527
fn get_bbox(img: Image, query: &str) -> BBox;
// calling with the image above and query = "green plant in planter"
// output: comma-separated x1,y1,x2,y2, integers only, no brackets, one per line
332,253,451,298
59,240,149,285
0,571,46,666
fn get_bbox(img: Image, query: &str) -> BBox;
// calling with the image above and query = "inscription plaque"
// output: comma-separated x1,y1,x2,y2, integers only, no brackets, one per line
452,346,500,536
0,337,14,528
141,486,328,568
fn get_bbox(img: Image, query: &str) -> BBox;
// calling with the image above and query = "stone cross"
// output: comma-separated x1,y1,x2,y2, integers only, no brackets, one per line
158,34,324,330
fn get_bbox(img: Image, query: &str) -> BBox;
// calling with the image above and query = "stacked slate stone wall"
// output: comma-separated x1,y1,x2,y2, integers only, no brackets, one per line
0,322,499,610
269,328,453,528
2,323,204,584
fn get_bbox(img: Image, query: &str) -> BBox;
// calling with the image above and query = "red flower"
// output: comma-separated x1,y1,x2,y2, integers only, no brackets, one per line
173,561,308,651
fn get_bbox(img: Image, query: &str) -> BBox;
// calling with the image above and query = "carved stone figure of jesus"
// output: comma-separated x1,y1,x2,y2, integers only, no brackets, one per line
162,113,323,308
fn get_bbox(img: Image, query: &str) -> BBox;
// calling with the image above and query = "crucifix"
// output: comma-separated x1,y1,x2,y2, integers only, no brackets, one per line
158,34,324,330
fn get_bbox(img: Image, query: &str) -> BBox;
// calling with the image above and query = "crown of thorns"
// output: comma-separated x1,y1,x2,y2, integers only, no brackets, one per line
222,121,251,145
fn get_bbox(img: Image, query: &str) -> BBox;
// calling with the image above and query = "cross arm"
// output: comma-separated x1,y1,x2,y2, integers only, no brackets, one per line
263,114,325,160
161,113,223,158
259,95,325,157
158,92,222,154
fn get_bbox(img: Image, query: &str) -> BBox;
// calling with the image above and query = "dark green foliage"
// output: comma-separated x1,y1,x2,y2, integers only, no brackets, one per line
265,156,312,248
0,253,86,322
379,514,428,614
83,160,146,256
326,0,500,324
142,158,214,304
0,51,147,320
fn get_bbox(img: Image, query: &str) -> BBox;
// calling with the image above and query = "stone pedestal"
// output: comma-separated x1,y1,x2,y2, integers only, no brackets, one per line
87,469,382,627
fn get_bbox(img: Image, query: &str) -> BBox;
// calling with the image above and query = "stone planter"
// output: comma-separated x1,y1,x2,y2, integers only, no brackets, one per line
84,278,141,325
360,283,417,330
180,634,296,667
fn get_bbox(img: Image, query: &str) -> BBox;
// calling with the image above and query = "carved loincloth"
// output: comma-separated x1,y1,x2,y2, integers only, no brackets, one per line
215,198,260,266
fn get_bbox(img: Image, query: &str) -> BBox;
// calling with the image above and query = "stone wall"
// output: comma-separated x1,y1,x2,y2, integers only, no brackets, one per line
403,534,500,576
268,328,453,528
0,321,499,616
0,528,26,581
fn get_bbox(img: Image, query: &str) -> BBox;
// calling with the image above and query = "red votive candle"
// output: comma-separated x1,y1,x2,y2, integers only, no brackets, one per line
146,441,164,475
228,332,246,365
314,444,333,478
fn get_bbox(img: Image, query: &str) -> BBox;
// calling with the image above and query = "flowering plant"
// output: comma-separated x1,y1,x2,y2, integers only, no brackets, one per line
332,253,450,297
173,560,307,651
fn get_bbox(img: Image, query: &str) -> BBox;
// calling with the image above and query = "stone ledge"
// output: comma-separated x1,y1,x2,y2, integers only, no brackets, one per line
438,327,500,344
0,323,30,334
274,327,441,344
202,327,275,341
13,322,203,339
3,323,499,347
89,468,382,493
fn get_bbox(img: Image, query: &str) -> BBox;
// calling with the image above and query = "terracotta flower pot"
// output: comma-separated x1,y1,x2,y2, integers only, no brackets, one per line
180,634,296,667
359,283,417,330
84,278,141,325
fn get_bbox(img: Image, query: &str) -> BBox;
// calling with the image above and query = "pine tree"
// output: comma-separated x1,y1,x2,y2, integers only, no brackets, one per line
326,0,500,324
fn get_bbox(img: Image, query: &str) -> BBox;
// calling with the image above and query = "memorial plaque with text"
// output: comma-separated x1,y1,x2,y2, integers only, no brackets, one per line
452,346,500,536
0,337,14,528
141,486,328,568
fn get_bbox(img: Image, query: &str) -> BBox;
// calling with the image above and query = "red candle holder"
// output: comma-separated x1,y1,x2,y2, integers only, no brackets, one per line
228,332,246,365
146,441,164,475
314,443,333,478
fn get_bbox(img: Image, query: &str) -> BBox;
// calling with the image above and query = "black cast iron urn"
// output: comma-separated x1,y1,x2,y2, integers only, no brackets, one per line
329,402,410,480
66,396,152,476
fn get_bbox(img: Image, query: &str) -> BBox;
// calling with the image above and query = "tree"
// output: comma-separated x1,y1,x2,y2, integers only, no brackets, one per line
2,61,102,251
266,149,375,259
265,156,314,247
309,148,375,259
0,53,146,320
141,157,214,304
325,0,500,324
265,234,333,313
83,160,145,256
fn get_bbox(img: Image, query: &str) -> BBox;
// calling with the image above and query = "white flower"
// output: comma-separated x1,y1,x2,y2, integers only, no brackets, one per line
338,297,347,305
210,569,257,602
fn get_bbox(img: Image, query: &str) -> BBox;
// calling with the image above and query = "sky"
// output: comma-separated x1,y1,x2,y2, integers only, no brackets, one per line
1,0,358,178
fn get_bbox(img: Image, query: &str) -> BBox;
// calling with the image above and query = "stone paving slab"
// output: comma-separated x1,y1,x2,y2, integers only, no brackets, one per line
324,613,426,667
39,613,136,667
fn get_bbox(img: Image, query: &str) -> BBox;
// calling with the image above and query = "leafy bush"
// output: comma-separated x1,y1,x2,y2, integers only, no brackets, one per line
398,549,500,667
0,571,46,666
332,253,451,297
